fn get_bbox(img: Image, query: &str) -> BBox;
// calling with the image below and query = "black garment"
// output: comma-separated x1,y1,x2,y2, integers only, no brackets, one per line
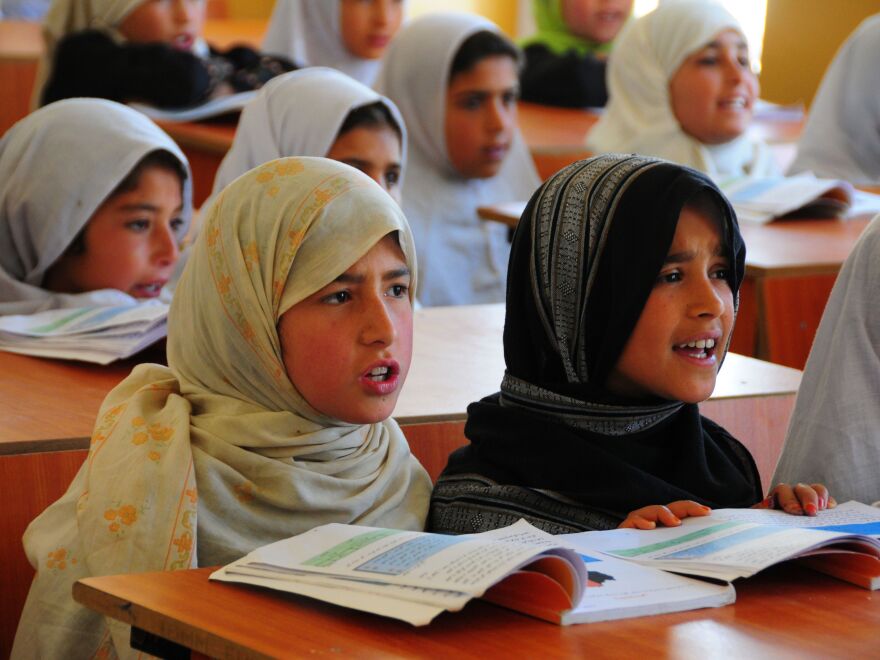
41,30,296,108
428,155,760,535
519,44,608,108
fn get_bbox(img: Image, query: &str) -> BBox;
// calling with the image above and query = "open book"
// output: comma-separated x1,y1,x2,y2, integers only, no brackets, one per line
720,173,857,223
0,302,168,364
129,90,256,122
211,519,733,626
566,500,880,590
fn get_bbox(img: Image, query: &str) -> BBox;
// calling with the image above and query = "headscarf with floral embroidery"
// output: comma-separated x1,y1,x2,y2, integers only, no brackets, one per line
13,157,431,658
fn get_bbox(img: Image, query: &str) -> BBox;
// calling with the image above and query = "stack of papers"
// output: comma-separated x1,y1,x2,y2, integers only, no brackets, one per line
0,302,168,364
721,173,856,223
129,90,256,122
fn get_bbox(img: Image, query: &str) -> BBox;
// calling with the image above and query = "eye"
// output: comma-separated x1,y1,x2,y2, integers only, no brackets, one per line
126,219,150,232
458,94,483,111
321,290,351,305
711,267,730,281
696,56,719,66
657,270,682,284
385,168,400,186
170,217,186,234
502,90,519,107
387,283,408,298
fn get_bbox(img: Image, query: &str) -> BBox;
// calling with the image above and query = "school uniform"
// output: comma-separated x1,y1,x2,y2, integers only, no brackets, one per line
587,0,777,180
429,155,762,535
789,14,880,184
0,98,192,315
374,12,541,307
11,158,431,658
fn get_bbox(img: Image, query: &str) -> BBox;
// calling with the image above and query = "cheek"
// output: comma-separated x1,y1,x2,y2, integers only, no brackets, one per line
444,111,477,165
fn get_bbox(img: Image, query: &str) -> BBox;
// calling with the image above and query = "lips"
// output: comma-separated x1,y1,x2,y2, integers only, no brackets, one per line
483,144,509,162
673,335,720,365
171,33,195,52
359,359,401,396
367,34,391,50
131,281,167,298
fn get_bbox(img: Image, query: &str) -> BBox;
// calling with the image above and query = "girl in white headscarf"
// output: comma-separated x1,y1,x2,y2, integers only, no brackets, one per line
11,157,432,658
788,14,880,184
35,0,294,108
263,0,405,86
587,0,777,181
375,12,541,306
772,213,880,506
0,98,192,316
210,67,406,206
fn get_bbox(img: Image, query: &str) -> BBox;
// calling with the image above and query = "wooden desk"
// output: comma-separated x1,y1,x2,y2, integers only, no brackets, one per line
478,202,871,369
0,305,801,658
74,564,880,658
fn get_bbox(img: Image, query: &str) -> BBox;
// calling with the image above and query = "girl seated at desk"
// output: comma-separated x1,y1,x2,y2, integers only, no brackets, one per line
375,12,540,306
263,0,404,86
36,0,295,109
0,98,192,316
210,67,405,207
519,0,632,108
428,154,833,535
12,157,431,657
587,0,777,181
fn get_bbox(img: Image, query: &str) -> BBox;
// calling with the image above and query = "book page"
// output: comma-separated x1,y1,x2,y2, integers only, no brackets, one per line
710,500,880,537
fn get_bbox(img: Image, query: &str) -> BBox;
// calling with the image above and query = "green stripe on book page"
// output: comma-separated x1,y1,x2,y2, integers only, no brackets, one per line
303,529,403,567
610,521,745,558
28,307,93,334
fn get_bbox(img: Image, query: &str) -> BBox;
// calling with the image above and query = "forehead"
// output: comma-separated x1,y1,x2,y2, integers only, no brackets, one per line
695,28,748,52
448,55,518,91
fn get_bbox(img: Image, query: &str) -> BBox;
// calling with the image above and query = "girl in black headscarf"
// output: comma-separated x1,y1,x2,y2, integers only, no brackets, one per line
429,154,834,534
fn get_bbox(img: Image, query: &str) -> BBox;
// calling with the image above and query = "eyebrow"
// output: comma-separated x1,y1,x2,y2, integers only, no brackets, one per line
452,85,519,98
342,158,401,170
118,203,184,213
702,39,748,51
334,266,411,284
663,245,727,264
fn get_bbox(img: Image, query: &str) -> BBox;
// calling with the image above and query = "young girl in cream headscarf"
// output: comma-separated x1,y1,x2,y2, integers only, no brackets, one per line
587,0,776,181
12,157,431,659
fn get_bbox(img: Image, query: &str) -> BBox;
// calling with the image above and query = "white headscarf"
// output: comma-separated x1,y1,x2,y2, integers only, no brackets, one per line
12,157,432,658
375,12,541,306
587,0,776,181
772,214,880,505
788,14,880,184
0,98,192,316
210,67,407,199
263,0,403,86
34,0,208,106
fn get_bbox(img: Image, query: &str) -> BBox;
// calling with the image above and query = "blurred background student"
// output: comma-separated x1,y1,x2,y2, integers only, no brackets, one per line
36,0,294,109
519,0,632,108
788,14,880,185
587,0,776,181
376,12,540,307
0,98,192,316
263,0,404,86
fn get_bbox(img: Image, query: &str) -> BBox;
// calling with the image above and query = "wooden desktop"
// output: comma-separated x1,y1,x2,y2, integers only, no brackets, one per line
74,563,880,658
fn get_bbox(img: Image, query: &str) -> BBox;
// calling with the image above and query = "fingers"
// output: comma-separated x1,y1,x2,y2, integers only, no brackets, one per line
667,500,711,519
811,483,830,510
771,483,802,515
618,505,684,529
619,515,657,530
768,483,835,516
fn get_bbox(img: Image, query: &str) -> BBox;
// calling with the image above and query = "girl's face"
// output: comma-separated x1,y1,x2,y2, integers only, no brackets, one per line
340,0,404,60
668,29,759,145
560,0,632,44
44,165,184,298
605,203,734,403
118,0,205,52
445,55,519,179
326,125,403,203
278,234,413,424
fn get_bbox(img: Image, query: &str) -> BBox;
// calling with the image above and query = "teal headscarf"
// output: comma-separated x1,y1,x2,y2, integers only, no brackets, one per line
520,0,626,57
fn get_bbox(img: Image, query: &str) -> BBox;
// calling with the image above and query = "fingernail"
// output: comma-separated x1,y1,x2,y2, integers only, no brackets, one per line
671,516,681,524
805,503,817,516
787,504,803,515
762,496,773,508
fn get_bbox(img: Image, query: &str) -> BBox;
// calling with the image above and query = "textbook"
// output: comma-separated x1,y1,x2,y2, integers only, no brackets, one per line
129,90,257,122
566,500,880,590
211,519,734,626
720,173,856,223
0,302,168,364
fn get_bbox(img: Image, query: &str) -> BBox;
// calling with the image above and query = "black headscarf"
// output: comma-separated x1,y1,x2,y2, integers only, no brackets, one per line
430,154,762,534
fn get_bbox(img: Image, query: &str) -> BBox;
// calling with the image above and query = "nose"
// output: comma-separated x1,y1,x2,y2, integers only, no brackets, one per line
360,293,397,346
722,53,747,84
174,0,197,25
485,97,510,134
373,0,392,26
152,223,180,267
688,275,725,319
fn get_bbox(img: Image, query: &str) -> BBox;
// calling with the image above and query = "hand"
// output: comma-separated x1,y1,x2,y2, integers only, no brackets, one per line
753,483,837,516
618,500,712,530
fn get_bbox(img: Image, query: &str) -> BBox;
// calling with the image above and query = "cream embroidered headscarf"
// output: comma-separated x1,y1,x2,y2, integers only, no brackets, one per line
12,157,431,659
587,0,776,181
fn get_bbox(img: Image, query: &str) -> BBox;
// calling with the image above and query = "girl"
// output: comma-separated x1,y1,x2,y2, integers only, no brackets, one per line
789,14,880,184
12,157,432,657
519,0,632,108
375,12,541,307
263,0,404,86
587,0,776,181
35,0,294,108
210,67,405,205
0,98,192,315
428,154,833,535
773,213,880,505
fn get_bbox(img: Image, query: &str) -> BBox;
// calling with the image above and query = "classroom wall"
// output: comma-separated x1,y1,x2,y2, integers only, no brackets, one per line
760,0,880,107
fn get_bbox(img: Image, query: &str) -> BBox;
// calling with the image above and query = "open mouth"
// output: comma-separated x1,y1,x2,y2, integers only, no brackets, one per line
674,338,717,360
719,96,749,110
171,33,194,51
131,282,166,298
365,364,396,382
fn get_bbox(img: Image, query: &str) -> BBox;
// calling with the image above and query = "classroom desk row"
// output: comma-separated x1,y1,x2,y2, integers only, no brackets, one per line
0,304,801,657
74,562,880,659
479,202,873,369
